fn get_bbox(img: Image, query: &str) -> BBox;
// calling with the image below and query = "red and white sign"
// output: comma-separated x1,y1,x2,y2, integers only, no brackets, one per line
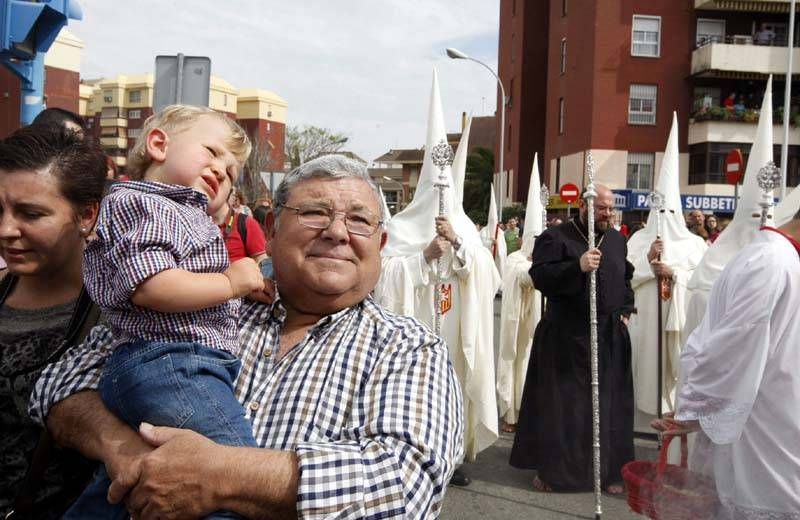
725,149,744,186
559,183,580,204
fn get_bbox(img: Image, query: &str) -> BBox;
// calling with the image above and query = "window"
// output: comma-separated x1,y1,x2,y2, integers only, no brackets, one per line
101,107,121,118
103,90,113,103
626,152,655,190
632,15,661,57
555,157,561,189
127,128,142,139
558,98,565,134
128,109,141,120
560,39,567,74
562,0,567,17
689,142,751,184
696,19,725,47
223,94,228,106
128,90,141,103
629,84,657,125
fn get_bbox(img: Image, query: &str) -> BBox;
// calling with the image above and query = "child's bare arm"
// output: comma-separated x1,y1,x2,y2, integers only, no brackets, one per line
132,258,265,313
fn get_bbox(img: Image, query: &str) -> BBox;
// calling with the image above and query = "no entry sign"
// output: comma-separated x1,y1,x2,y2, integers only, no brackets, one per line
725,149,744,185
559,183,580,204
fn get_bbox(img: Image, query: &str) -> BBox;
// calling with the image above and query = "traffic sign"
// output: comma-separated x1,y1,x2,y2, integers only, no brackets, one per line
725,149,744,185
559,183,580,204
154,54,211,112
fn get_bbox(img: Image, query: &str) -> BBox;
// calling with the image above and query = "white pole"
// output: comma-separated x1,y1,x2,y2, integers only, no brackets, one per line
782,0,796,200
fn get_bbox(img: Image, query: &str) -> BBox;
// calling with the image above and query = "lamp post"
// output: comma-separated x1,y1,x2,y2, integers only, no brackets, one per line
382,175,405,210
446,47,508,209
781,0,797,200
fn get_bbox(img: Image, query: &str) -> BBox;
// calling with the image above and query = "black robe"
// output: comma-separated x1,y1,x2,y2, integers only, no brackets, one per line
509,217,635,490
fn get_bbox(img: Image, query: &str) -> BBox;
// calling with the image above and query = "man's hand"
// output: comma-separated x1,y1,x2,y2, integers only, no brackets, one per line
647,239,664,263
118,424,226,520
435,217,458,243
650,412,700,436
620,315,630,327
650,261,674,279
423,236,451,264
224,258,266,298
579,248,602,272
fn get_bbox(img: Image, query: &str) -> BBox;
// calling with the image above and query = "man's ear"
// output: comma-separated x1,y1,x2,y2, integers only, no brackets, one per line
145,128,169,163
379,231,388,251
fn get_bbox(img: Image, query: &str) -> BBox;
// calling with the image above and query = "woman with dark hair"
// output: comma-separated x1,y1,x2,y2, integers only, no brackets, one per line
0,125,107,518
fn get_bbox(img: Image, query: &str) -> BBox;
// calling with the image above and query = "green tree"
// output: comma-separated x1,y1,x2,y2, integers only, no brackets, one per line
464,147,495,225
285,125,348,169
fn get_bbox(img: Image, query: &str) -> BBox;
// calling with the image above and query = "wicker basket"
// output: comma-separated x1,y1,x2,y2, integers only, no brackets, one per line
622,434,719,519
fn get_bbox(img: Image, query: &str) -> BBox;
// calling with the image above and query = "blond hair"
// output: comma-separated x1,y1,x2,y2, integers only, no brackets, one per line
127,105,251,179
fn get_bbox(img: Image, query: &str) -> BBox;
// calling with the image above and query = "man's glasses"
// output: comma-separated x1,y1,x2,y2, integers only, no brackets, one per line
280,203,383,237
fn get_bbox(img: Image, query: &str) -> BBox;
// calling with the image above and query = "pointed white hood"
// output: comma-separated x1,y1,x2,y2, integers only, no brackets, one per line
689,76,776,293
451,116,473,224
628,112,706,269
382,70,481,257
521,154,544,256
486,184,499,233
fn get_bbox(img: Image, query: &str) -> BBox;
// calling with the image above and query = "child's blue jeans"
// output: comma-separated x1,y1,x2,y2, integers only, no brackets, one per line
64,341,257,519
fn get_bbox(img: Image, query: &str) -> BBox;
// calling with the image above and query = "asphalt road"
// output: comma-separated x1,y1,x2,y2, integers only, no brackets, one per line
440,295,656,519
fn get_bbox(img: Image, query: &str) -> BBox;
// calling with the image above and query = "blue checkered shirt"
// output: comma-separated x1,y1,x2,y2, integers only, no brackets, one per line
29,297,463,518
84,181,239,354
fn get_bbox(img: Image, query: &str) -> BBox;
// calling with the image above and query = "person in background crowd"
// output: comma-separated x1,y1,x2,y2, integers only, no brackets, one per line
505,217,521,253
229,189,252,216
687,210,709,240
30,155,463,519
217,200,267,264
252,196,275,240
705,214,721,243
0,125,107,518
723,92,736,110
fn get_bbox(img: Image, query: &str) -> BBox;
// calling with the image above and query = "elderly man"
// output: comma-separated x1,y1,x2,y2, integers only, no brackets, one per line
29,155,463,519
510,184,635,494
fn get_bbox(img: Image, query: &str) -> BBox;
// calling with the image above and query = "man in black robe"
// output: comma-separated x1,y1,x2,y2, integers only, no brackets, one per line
509,184,635,494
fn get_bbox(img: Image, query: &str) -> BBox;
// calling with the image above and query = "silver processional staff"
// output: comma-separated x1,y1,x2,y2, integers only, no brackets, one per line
757,161,781,227
584,151,603,520
431,139,454,336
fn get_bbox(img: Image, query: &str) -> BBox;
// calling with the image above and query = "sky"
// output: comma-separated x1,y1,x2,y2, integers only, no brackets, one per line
67,0,500,165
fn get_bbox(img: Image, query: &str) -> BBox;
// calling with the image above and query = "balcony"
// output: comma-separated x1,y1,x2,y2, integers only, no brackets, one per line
695,0,795,12
100,137,128,148
688,118,800,145
100,117,127,128
692,41,800,77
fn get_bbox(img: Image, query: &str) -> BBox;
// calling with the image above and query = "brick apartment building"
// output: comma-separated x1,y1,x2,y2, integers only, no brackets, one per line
498,0,800,217
1,29,288,178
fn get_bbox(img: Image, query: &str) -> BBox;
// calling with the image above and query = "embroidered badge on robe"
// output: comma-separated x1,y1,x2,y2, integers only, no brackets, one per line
440,283,452,314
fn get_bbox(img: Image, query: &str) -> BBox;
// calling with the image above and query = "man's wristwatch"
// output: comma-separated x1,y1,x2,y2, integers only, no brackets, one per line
452,235,463,251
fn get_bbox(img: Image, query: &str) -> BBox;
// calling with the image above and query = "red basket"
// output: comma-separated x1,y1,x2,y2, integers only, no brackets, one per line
622,434,719,519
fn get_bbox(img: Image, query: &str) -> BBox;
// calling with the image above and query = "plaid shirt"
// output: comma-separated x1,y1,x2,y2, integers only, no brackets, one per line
84,181,239,353
29,297,463,519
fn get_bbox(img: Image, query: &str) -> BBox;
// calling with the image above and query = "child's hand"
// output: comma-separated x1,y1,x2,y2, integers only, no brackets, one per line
224,258,266,298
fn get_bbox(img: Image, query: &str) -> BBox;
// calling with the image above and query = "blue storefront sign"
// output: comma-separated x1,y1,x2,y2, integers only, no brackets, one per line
613,189,738,214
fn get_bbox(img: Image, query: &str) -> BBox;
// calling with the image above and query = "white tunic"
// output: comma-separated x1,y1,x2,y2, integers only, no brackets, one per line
496,250,540,425
627,234,706,418
374,245,501,461
676,230,800,519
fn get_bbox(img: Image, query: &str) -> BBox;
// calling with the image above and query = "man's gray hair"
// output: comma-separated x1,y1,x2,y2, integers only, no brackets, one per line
273,154,387,224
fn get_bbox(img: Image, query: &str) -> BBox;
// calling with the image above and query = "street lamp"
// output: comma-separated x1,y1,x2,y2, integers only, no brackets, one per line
446,47,508,211
382,175,405,210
